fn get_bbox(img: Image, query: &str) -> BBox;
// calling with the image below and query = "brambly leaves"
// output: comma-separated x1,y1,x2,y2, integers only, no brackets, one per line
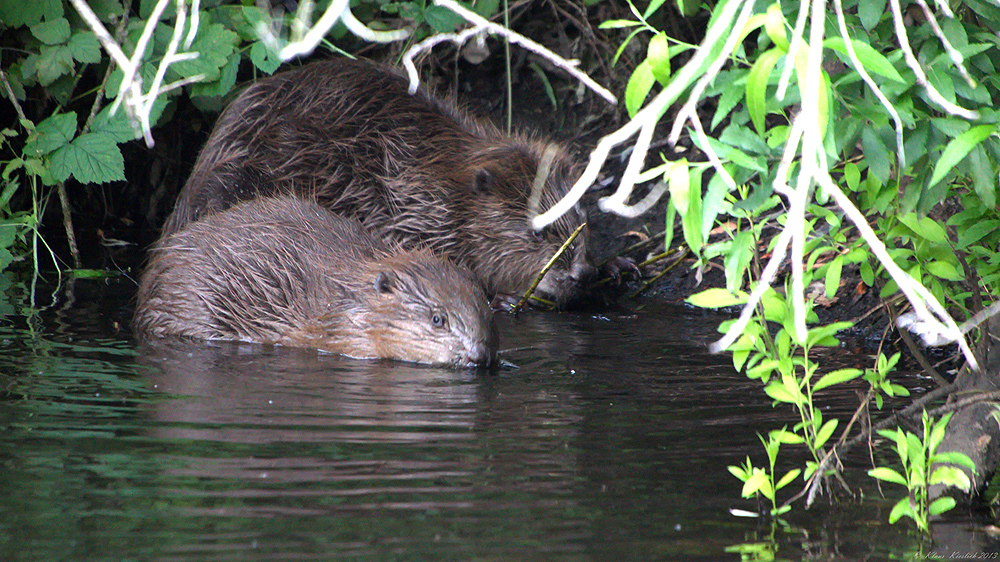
24,113,76,157
48,133,125,185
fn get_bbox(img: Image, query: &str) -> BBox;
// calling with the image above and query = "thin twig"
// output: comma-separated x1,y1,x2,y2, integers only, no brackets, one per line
509,222,586,314
400,0,616,106
0,66,27,123
628,248,689,298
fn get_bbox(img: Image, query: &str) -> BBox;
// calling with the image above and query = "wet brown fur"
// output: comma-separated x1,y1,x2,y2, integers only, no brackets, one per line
136,196,498,367
164,58,594,306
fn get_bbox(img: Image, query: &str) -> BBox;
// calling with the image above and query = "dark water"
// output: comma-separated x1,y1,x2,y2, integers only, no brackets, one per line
1,272,997,561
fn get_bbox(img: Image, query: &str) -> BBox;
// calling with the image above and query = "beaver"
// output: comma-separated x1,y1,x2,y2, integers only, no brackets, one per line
162,57,597,307
135,196,498,367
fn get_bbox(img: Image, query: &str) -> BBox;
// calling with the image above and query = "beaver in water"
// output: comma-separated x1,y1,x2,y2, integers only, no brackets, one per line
135,196,498,367
163,57,597,307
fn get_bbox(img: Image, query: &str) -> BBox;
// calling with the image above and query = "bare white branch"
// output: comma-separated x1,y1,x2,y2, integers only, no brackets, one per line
276,0,411,60
913,0,974,87
833,0,906,171
401,0,616,105
533,0,749,229
887,0,978,119
70,0,206,147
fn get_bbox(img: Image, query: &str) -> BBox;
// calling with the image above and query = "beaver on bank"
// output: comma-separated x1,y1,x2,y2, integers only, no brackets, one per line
135,196,498,367
163,57,597,307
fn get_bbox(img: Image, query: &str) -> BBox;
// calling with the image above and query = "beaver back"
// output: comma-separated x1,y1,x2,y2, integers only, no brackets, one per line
164,58,595,307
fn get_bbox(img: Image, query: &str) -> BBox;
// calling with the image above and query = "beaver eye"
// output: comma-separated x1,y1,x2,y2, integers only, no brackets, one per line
431,312,447,328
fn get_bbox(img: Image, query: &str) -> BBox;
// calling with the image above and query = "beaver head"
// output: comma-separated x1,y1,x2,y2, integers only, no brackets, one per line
296,249,499,367
448,141,596,306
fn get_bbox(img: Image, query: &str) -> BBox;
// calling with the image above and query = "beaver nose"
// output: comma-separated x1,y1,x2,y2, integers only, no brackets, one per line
464,340,496,366
570,261,598,284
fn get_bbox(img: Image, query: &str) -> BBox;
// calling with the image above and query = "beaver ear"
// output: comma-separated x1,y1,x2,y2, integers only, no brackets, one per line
374,271,396,294
473,169,492,192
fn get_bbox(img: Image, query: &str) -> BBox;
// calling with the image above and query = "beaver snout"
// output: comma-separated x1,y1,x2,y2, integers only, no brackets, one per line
570,261,599,286
460,317,499,367
463,342,495,367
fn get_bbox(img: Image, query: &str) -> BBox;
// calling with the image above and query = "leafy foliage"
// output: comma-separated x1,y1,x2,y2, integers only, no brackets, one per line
1,0,504,272
616,0,1000,524
868,411,975,532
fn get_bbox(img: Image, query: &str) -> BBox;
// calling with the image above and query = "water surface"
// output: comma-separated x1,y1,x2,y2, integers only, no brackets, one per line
0,273,996,561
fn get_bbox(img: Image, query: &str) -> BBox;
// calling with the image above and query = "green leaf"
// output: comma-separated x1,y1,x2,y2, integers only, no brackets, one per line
667,159,690,214
743,469,773,499
933,451,977,471
725,230,753,293
644,0,671,18
30,17,71,45
775,468,801,491
471,0,500,17
765,376,803,405
713,81,744,130
868,466,907,486
170,22,238,82
746,48,783,135
897,213,948,244
824,37,905,83
859,0,887,30
191,52,240,98
813,368,862,392
955,219,1000,249
824,255,843,299
675,0,702,17
249,41,281,75
929,125,998,187
69,31,102,64
625,60,656,118
929,466,971,491
35,44,75,87
682,168,703,250
424,5,464,32
925,260,963,281
747,359,779,381
0,0,62,27
91,104,143,143
844,162,860,191
861,127,891,185
48,132,125,184
763,4,788,52
25,112,77,157
771,428,805,444
814,418,838,449
888,497,916,525
967,144,996,209
685,287,747,308
647,32,671,85
727,464,751,481
599,19,642,29
929,496,957,516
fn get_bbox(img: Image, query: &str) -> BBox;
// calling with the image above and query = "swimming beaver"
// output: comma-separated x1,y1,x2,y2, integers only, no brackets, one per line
135,196,498,367
163,57,596,307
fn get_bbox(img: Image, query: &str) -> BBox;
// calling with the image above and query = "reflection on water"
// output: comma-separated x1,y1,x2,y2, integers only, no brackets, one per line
0,277,996,560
